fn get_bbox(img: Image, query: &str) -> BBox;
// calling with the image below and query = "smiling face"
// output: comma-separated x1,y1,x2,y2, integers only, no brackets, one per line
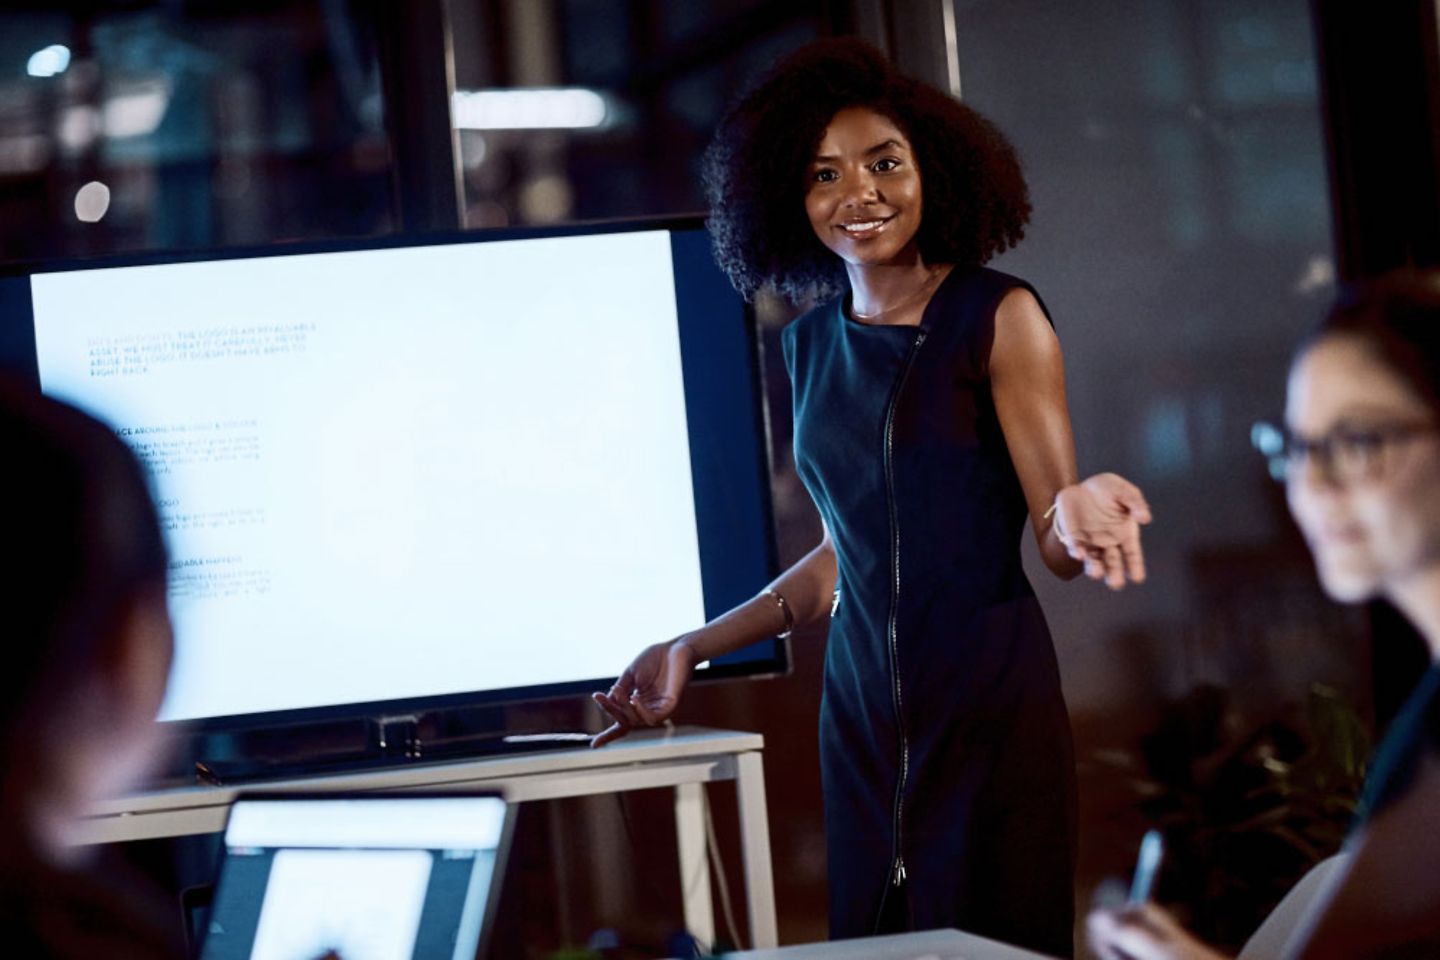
1286,334,1440,603
804,106,923,269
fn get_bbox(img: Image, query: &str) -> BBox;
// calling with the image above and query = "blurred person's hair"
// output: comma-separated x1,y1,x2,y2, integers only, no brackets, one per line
0,380,168,800
1309,270,1440,415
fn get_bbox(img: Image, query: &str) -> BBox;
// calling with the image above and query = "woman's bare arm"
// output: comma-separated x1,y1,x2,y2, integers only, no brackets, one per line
991,287,1151,587
682,532,836,662
990,287,1085,579
590,533,836,746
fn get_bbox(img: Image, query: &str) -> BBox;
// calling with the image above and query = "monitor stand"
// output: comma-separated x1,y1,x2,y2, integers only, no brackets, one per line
190,708,591,785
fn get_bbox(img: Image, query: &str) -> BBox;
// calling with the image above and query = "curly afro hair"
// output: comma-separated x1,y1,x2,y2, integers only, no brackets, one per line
703,37,1031,303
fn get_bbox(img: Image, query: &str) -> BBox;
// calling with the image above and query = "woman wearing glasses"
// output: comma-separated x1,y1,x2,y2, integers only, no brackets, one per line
1090,271,1440,959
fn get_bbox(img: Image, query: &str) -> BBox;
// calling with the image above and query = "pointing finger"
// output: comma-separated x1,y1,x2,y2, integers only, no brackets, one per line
590,720,627,749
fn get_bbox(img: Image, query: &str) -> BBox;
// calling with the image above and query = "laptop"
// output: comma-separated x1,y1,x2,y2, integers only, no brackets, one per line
198,793,515,960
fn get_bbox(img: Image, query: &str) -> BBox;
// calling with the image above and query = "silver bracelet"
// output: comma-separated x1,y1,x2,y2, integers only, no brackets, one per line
1044,499,1070,544
763,588,795,639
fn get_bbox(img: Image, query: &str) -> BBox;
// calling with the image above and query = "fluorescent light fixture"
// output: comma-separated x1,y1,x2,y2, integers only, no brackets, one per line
451,87,609,130
27,44,71,78
103,82,171,138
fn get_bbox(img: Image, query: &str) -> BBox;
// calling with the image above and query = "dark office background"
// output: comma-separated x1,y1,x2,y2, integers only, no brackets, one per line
2,1,1439,957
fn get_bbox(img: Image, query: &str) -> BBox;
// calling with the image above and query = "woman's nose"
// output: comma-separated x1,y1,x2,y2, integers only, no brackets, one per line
842,170,879,206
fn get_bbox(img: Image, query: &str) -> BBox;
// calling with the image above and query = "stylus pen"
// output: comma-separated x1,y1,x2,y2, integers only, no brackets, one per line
1128,829,1164,905
194,761,224,787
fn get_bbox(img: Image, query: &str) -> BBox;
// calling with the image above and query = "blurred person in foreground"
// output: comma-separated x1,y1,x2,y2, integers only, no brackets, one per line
0,382,184,960
1090,272,1440,959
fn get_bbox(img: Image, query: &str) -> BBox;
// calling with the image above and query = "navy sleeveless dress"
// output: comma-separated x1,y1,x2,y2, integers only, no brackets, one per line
781,266,1077,954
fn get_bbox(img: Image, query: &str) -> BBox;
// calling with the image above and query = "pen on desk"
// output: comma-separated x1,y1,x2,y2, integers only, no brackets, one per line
1128,828,1164,905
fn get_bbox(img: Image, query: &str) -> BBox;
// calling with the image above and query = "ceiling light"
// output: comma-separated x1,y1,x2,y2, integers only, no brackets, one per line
451,88,609,130
27,44,71,78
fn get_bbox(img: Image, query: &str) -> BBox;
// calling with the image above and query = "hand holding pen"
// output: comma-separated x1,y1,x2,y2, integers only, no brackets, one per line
1087,829,1230,960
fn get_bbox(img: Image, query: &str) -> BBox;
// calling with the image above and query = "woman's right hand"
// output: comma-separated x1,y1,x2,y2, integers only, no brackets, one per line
590,637,698,748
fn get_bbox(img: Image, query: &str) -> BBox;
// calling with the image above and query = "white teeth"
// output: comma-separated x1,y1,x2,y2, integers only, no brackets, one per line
842,220,886,233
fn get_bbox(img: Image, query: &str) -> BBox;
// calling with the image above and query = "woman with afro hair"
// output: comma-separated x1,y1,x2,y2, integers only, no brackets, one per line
593,38,1151,953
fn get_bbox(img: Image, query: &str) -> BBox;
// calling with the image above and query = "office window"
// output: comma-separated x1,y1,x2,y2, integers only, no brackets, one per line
447,0,835,226
0,3,394,262
957,1,1354,946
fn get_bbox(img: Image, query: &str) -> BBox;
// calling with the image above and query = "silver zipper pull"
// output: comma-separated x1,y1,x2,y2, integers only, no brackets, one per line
830,588,841,616
892,857,907,886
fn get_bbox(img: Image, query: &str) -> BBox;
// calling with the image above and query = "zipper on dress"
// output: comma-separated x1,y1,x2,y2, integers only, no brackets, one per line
883,328,927,894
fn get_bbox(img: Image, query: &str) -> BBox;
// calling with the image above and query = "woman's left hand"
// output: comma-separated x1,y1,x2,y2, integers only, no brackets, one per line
1054,472,1152,589
1087,903,1229,960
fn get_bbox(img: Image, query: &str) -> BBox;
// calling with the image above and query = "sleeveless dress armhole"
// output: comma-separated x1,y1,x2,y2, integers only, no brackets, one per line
973,277,1058,381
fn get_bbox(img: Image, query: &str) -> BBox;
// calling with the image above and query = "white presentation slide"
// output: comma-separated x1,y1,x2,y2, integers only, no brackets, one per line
30,231,706,720
248,849,433,960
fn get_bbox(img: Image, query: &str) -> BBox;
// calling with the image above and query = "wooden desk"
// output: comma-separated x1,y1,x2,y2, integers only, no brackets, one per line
79,725,777,950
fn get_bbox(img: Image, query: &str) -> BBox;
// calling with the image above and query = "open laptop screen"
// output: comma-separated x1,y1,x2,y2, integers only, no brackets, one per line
200,795,512,960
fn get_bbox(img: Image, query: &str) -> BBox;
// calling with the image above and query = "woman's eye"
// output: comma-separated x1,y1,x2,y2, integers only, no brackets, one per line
813,169,838,183
1338,431,1384,455
873,157,901,172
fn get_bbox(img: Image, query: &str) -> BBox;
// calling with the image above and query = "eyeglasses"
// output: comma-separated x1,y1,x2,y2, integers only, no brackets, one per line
1251,419,1439,483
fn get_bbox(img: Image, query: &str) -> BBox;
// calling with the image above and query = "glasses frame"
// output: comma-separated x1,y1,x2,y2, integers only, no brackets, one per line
1251,418,1439,484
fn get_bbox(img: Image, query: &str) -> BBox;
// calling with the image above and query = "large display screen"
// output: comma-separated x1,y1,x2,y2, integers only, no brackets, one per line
0,220,782,728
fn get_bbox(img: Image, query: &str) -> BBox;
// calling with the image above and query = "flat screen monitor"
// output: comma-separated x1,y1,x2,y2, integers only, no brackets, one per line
0,218,784,729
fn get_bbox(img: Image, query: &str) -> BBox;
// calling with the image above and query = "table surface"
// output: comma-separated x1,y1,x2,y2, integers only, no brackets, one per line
88,724,764,817
715,929,1056,960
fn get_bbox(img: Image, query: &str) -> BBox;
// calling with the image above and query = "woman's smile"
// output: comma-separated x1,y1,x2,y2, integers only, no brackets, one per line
838,214,896,238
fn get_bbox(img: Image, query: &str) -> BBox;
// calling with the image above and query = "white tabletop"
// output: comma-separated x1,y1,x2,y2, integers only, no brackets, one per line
715,929,1056,960
88,724,763,817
